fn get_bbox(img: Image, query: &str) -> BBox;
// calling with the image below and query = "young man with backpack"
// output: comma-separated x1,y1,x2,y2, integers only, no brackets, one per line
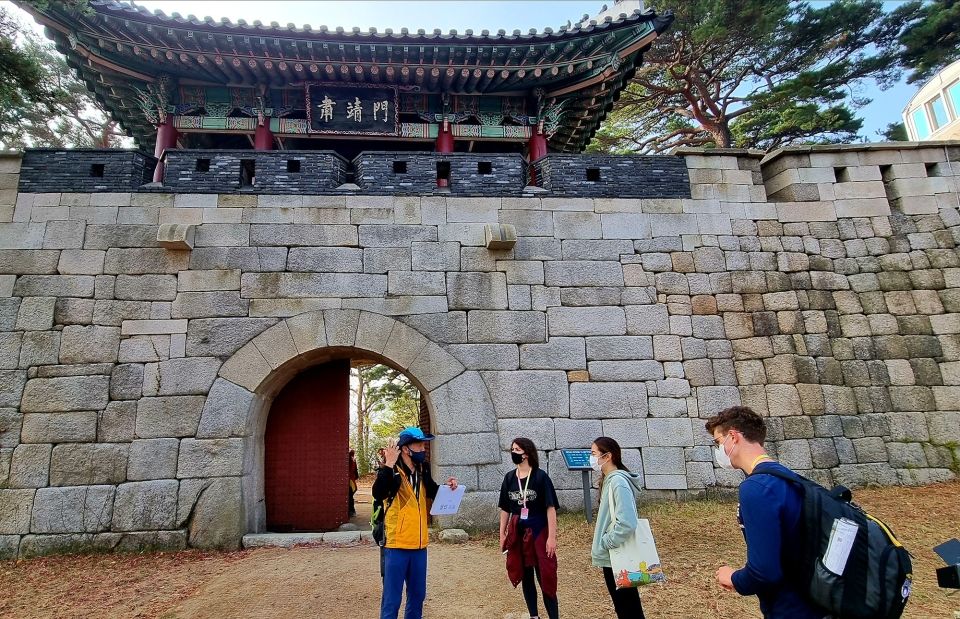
372,427,458,619
707,406,913,619
706,406,826,619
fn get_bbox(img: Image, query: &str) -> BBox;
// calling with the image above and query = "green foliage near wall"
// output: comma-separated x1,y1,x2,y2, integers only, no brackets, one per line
590,0,921,154
0,1,124,149
898,0,960,84
350,364,421,475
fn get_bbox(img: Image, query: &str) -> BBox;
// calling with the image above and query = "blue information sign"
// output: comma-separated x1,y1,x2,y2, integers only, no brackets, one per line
561,449,593,471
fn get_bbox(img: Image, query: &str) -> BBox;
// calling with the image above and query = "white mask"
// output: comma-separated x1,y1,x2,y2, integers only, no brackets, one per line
714,435,734,469
589,454,603,472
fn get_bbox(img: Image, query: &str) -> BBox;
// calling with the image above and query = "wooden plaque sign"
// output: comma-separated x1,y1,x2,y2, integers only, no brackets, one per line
306,83,399,136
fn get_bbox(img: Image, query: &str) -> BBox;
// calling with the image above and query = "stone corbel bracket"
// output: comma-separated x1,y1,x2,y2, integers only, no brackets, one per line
484,223,517,250
157,223,196,250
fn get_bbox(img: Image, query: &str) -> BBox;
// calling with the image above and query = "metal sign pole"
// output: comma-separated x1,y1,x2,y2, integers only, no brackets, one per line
560,448,594,524
582,469,593,524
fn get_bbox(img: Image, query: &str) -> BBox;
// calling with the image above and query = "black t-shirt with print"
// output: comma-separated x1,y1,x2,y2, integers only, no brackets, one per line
498,467,559,533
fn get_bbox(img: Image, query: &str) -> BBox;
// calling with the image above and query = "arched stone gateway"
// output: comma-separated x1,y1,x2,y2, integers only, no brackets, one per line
197,309,500,548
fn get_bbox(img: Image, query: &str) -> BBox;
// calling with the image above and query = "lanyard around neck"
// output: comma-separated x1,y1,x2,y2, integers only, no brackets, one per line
516,469,531,507
751,454,774,469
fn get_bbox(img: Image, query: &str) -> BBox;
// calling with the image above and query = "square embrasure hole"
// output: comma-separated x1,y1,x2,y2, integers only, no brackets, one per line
287,159,302,173
89,163,105,178
393,160,408,174
477,161,493,175
586,168,601,182
195,158,211,172
240,159,256,186
437,161,451,180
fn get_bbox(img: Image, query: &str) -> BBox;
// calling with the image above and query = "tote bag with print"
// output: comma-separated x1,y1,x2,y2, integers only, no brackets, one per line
606,487,666,588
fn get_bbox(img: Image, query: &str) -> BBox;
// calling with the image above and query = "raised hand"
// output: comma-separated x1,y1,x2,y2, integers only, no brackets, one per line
383,439,400,468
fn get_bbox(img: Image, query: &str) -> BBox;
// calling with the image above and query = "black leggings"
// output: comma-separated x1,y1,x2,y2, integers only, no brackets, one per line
522,565,559,619
603,567,645,619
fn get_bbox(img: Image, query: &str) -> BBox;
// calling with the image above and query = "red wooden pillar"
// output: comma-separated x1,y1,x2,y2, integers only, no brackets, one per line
152,118,179,183
254,122,274,150
435,120,454,188
527,130,548,186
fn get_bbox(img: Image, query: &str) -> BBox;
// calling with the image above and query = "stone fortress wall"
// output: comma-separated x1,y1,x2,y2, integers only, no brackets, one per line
0,142,958,559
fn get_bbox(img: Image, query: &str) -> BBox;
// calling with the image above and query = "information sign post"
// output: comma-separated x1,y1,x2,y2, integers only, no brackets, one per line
561,449,594,523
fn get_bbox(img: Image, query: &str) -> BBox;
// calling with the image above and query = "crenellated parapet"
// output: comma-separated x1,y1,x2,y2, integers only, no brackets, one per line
10,146,960,212
760,142,960,220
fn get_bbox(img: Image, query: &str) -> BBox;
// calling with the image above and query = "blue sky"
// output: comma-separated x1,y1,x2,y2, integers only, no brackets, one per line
3,0,918,141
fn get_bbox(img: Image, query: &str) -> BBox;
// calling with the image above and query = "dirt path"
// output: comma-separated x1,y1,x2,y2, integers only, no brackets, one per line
160,541,755,619
172,545,527,619
2,481,959,619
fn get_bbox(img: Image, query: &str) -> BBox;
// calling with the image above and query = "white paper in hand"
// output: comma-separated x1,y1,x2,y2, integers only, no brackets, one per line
429,484,466,515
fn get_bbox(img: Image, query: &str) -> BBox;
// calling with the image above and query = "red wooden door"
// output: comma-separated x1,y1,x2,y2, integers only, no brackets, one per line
265,360,350,532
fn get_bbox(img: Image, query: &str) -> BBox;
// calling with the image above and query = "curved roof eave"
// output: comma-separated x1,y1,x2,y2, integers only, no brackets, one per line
81,0,671,43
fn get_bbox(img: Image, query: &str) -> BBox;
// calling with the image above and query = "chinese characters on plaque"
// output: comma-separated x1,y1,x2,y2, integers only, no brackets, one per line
308,85,398,135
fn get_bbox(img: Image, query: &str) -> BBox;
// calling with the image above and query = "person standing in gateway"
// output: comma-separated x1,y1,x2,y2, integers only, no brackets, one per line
373,426,458,619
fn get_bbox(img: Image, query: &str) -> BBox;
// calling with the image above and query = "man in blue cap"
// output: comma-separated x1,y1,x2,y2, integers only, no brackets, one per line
373,426,458,619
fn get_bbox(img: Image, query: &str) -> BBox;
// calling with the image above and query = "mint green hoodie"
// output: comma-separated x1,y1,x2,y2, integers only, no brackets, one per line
590,469,645,568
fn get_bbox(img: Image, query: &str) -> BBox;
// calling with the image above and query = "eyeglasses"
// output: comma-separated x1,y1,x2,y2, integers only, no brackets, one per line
712,432,736,448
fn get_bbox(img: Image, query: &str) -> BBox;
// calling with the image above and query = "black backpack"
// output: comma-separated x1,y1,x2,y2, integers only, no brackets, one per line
370,495,390,547
757,468,912,619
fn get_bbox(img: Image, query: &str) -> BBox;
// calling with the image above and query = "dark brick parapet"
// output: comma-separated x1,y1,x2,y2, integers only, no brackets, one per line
18,149,156,193
353,152,526,196
17,149,695,199
160,150,349,194
530,154,692,199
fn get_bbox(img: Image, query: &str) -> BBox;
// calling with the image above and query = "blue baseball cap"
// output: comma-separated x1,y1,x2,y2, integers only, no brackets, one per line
397,426,435,447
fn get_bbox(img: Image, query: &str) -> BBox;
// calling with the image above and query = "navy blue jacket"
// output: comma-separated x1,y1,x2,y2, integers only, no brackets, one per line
732,461,825,619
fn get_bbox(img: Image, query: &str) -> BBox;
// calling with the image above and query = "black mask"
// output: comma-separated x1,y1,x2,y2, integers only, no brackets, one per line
510,452,524,465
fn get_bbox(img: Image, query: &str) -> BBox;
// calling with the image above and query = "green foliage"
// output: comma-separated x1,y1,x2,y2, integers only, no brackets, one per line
597,0,918,153
350,364,421,475
879,121,908,141
898,0,960,84
0,2,122,149
0,8,52,131
370,390,420,439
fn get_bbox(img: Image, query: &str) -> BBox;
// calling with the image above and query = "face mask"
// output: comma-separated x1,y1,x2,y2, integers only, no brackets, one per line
714,435,734,469
408,449,426,464
590,454,603,472
510,452,524,465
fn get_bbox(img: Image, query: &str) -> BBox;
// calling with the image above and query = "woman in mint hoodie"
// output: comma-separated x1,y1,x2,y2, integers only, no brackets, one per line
590,436,647,619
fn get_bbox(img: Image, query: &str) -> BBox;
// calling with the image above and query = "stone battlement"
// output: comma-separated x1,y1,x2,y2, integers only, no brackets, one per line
0,142,958,559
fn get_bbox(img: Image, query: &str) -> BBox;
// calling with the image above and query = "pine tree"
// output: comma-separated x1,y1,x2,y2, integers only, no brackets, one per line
590,0,920,153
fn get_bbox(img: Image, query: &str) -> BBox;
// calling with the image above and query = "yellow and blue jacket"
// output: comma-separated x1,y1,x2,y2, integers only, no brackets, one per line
372,461,438,550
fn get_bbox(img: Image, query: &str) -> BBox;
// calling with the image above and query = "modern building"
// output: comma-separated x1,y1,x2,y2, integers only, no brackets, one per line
903,58,960,141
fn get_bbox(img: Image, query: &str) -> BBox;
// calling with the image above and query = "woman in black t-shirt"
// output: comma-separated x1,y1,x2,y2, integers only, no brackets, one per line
498,437,560,619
